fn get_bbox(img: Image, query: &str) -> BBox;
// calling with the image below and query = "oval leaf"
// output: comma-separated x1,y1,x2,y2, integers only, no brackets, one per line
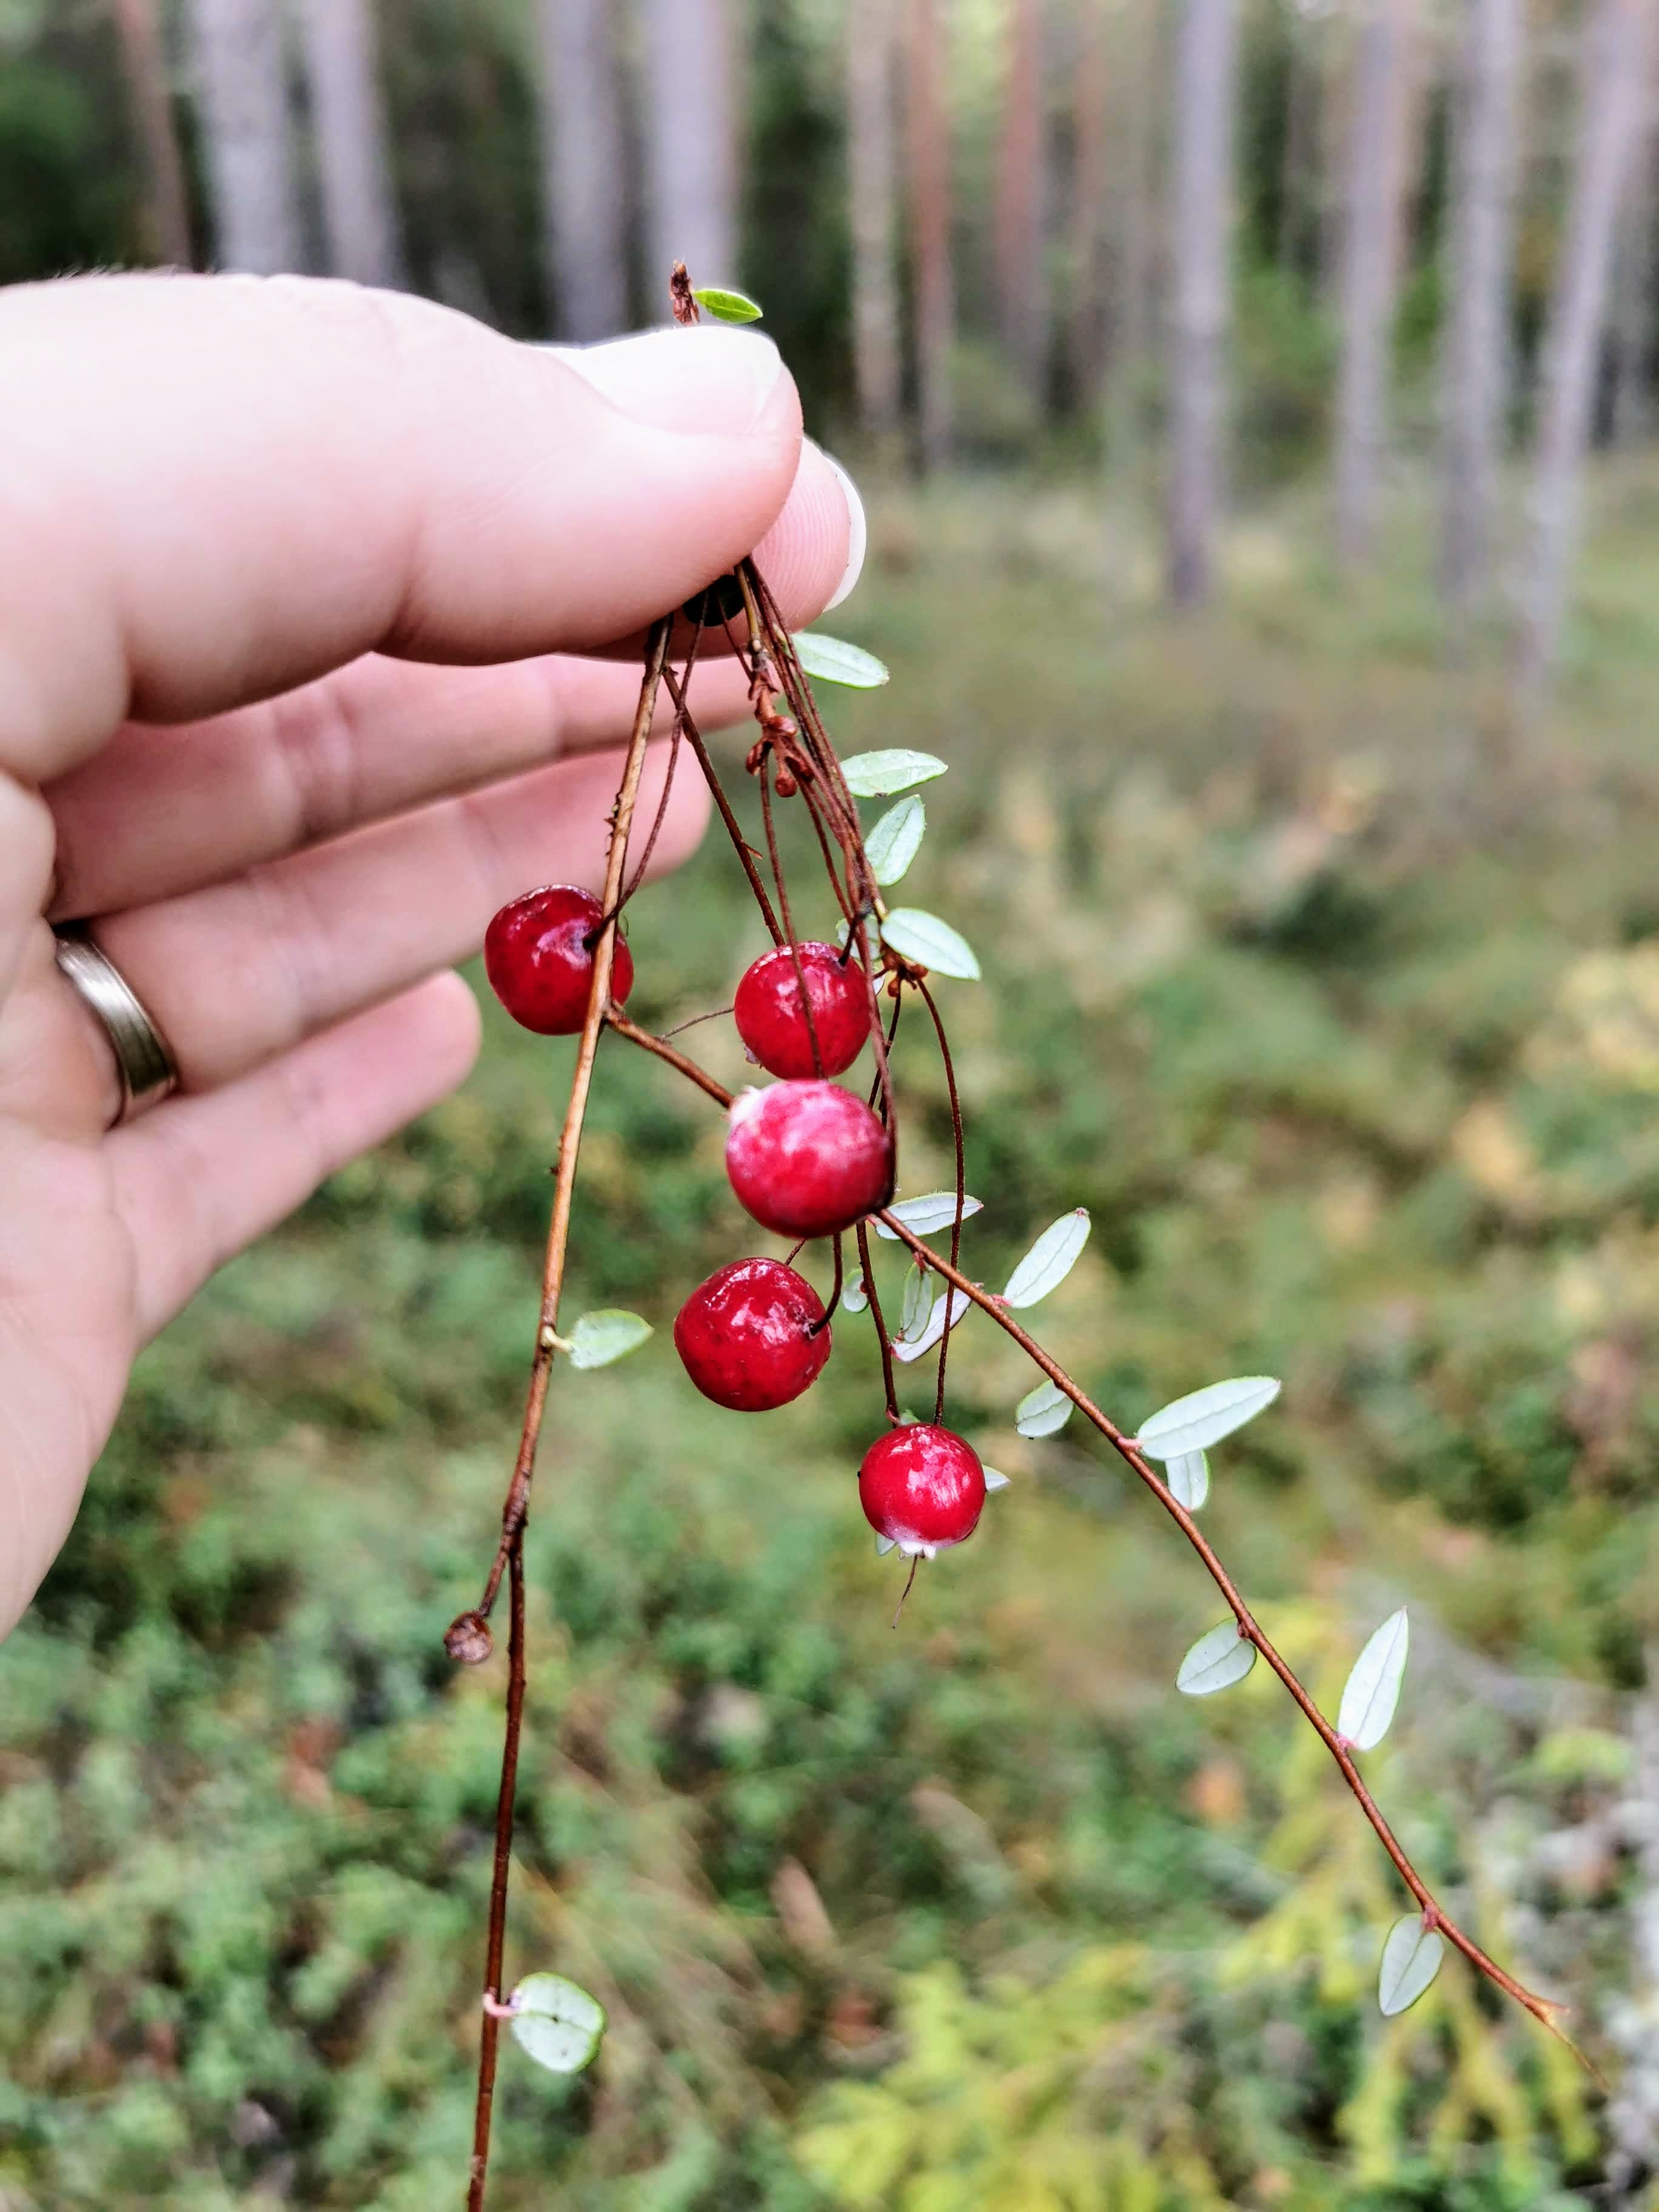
568,1310,654,1370
865,794,927,886
1167,1449,1210,1510
875,1532,897,1556
880,908,981,980
1016,1379,1073,1438
842,1273,870,1314
840,747,943,795
1176,1621,1257,1697
1137,1376,1281,1461
892,1287,971,1362
793,634,891,690
509,1973,606,2074
1003,1210,1091,1308
1377,1915,1444,2017
691,285,763,323
876,1191,984,1240
983,1468,1011,1492
898,1265,930,1341
1338,1609,1410,1752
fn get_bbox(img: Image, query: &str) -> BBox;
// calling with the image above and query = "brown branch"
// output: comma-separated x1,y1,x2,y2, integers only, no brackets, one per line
462,615,672,2212
599,1010,1577,2054
660,662,783,945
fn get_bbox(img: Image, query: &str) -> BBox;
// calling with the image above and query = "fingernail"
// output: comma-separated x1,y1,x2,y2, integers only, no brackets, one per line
551,324,786,435
811,443,867,611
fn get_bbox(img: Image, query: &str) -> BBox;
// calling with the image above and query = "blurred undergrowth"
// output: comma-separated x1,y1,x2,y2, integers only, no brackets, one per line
8,461,1659,2204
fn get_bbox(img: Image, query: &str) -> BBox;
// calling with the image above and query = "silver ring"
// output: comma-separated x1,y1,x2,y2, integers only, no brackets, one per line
52,926,179,1126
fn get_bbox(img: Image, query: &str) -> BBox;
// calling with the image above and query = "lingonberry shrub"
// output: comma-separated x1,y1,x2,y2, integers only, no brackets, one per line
446,270,1584,2208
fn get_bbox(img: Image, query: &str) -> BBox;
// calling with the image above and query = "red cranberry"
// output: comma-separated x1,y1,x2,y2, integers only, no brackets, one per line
859,1424,986,1556
674,1257,831,1410
734,941,871,1079
483,885,632,1036
725,1080,894,1239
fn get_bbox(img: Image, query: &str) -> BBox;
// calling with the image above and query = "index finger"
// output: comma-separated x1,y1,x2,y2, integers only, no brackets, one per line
0,273,809,785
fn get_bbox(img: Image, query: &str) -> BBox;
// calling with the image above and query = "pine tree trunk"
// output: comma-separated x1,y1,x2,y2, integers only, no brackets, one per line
995,0,1048,409
641,0,739,300
1167,0,1239,607
188,0,299,274
848,0,901,436
907,0,954,472
1439,0,1523,617
1107,0,1157,469
1610,80,1659,444
1067,0,1108,409
293,0,402,289
1333,0,1415,572
1516,0,1652,700
112,0,193,267
534,0,628,340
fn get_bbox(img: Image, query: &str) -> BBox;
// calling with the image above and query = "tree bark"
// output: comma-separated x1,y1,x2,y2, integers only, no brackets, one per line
187,0,300,275
1167,0,1239,607
534,0,628,340
995,0,1048,409
1516,0,1652,701
112,0,193,268
1333,0,1416,573
1107,0,1157,469
1610,70,1659,444
293,0,403,290
907,0,954,472
641,0,739,300
848,0,902,435
1067,0,1109,408
1439,0,1523,617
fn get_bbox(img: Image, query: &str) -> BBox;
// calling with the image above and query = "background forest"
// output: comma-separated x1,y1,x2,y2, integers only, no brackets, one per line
6,0,1659,2205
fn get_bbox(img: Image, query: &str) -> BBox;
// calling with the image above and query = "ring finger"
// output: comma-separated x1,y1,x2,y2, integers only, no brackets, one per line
78,735,706,1113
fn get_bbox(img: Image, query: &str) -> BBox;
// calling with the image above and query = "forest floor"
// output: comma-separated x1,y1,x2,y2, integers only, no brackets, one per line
6,459,1659,2208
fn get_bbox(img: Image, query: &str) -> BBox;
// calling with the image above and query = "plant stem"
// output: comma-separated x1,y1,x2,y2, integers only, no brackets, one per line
602,1011,1575,2052
464,615,672,2211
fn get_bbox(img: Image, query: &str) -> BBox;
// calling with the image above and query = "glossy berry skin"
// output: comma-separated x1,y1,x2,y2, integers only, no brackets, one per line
484,885,632,1036
674,1258,831,1411
859,1424,986,1557
726,1080,894,1239
734,941,871,1079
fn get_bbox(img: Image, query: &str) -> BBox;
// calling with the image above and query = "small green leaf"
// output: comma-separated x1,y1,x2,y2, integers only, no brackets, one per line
876,1191,983,1239
1176,1621,1257,1696
898,1265,930,1341
865,794,927,885
880,908,981,980
1167,1449,1210,1510
983,1467,1011,1491
842,1273,870,1314
1016,1379,1072,1438
840,747,945,794
793,634,890,689
1137,1377,1281,1460
1338,1609,1410,1752
691,285,763,323
1377,1915,1444,2016
568,1310,653,1370
1002,1211,1091,1307
875,1532,897,1555
892,1288,969,1362
509,1973,606,2073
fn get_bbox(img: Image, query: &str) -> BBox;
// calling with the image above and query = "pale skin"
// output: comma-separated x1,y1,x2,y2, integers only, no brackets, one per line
0,273,857,1641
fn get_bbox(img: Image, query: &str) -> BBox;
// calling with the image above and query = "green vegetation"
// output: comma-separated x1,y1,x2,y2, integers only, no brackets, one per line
7,464,1659,2204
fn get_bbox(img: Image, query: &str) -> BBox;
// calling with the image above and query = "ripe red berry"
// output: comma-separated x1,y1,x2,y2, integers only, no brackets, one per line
858,1424,986,1556
674,1257,832,1410
725,1080,894,1239
484,885,632,1036
734,941,871,1079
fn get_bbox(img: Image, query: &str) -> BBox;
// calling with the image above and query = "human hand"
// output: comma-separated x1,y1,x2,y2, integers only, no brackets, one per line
0,273,860,1638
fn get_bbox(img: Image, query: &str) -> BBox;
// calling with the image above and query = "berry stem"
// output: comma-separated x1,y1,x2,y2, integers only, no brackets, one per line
600,1010,1578,2059
660,660,785,945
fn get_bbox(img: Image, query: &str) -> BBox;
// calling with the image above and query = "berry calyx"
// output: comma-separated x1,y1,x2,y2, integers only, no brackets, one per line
674,1257,831,1410
858,1424,986,1557
484,885,632,1036
725,1080,894,1239
734,941,871,1079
